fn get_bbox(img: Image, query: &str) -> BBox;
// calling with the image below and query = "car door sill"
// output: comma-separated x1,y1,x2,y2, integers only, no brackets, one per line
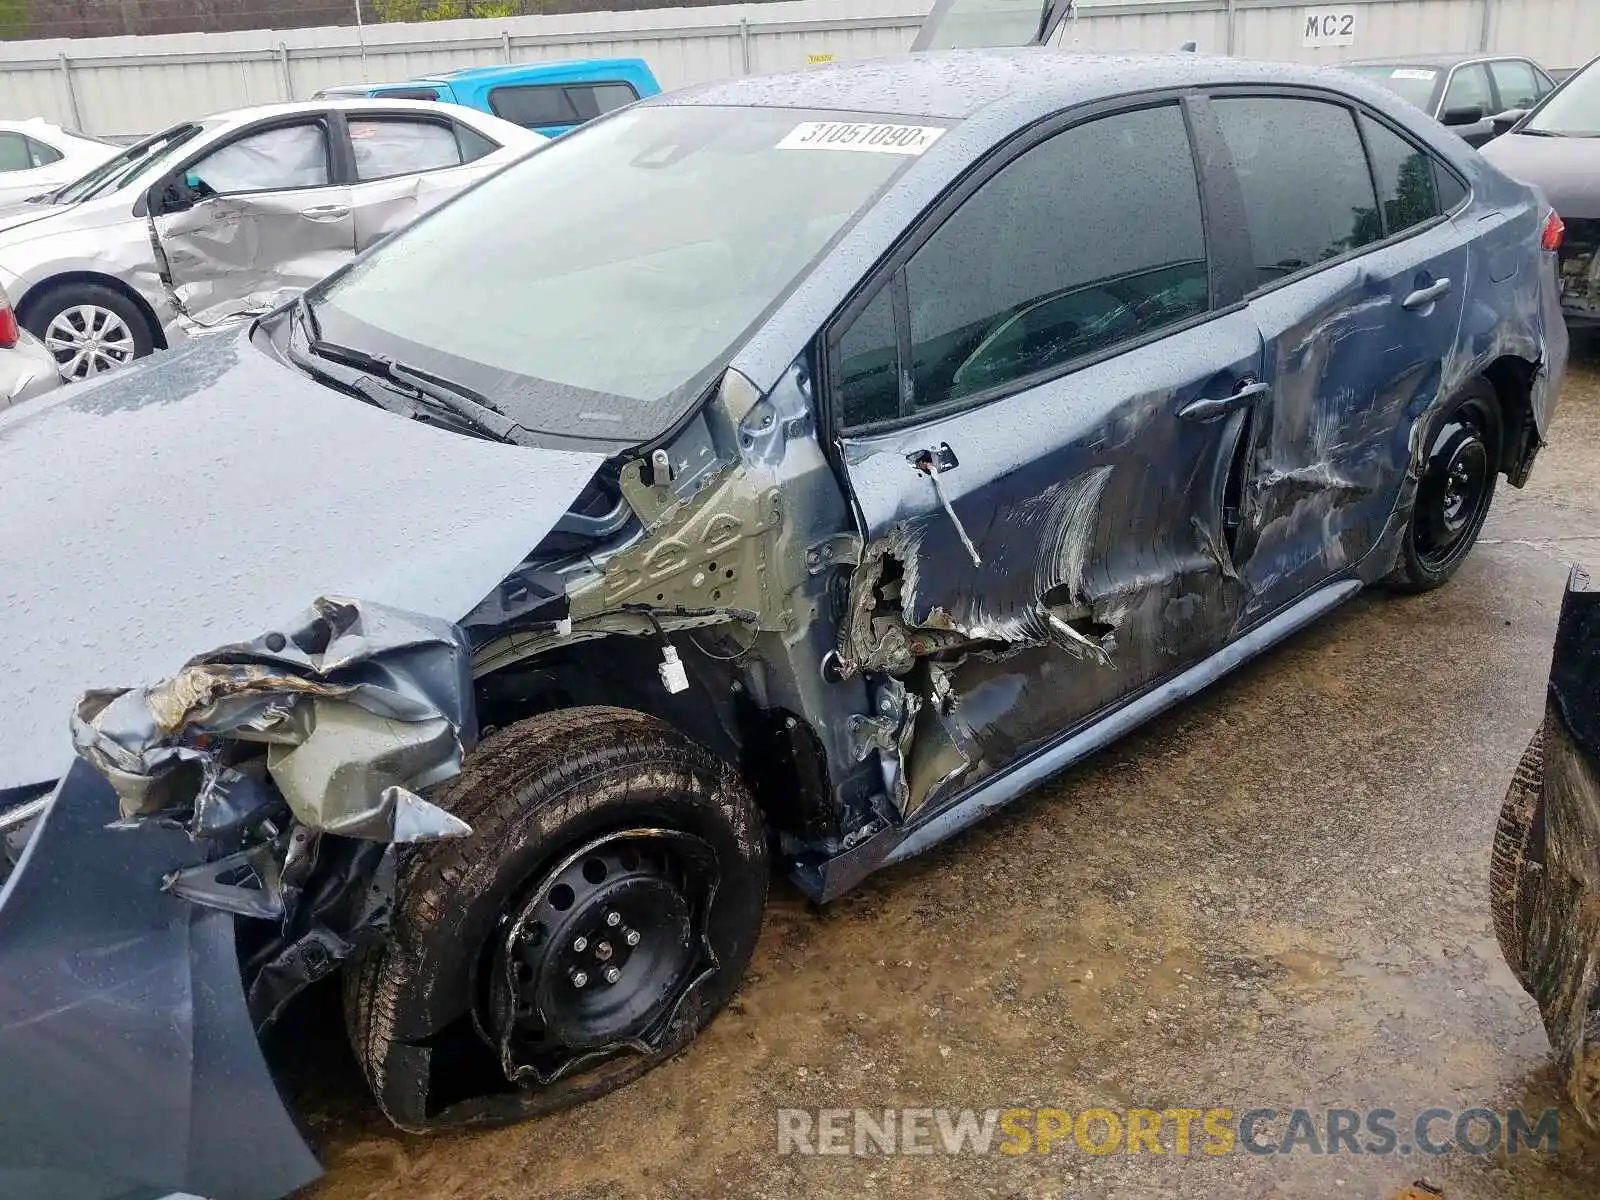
798,578,1362,901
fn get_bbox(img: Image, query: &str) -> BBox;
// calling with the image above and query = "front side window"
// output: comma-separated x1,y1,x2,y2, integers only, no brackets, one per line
187,123,330,195
489,82,640,130
1213,97,1379,286
53,123,203,202
312,105,932,443
1525,59,1600,136
1360,114,1442,236
837,284,901,426
1442,64,1493,116
1490,60,1542,110
893,103,1207,414
350,117,463,181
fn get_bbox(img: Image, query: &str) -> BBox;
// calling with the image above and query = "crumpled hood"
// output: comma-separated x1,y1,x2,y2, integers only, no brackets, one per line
1481,133,1600,221
0,332,606,790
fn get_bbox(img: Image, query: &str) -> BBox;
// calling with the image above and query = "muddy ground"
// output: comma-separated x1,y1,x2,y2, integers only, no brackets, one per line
287,338,1600,1200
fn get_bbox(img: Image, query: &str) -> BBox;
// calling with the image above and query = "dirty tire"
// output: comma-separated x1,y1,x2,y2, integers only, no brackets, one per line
22,281,156,377
1386,377,1502,593
346,706,768,1132
1490,724,1545,990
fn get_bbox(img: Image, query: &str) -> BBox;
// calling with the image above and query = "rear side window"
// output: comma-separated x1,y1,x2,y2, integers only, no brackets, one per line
24,137,61,167
1489,60,1541,110
1359,114,1441,236
349,117,463,180
836,103,1208,424
1213,97,1378,286
488,82,640,130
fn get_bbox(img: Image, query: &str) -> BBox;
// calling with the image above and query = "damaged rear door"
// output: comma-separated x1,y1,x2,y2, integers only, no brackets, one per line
827,98,1266,819
150,113,356,325
342,110,513,251
1202,90,1472,613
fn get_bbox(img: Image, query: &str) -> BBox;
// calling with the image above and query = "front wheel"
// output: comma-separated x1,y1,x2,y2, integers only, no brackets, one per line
346,706,768,1131
24,282,155,380
1387,379,1502,593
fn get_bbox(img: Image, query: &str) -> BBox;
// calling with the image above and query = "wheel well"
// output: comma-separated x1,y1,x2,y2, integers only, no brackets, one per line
17,272,167,350
1482,355,1540,487
471,634,842,847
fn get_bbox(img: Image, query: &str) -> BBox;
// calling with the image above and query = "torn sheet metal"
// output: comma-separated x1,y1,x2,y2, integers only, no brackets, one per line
0,332,605,790
0,759,322,1199
1496,567,1600,1126
71,596,473,842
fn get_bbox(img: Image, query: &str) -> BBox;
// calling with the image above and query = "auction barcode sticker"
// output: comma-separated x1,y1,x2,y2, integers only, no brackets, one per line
776,122,946,155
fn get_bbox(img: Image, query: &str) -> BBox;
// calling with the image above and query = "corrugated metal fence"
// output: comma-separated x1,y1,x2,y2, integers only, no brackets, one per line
0,0,1592,138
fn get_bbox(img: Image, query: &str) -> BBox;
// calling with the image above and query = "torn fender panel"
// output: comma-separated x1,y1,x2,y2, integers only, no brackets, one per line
71,596,474,841
0,332,606,790
0,760,321,1199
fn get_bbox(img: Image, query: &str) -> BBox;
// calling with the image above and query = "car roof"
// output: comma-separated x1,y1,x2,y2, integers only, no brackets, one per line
200,96,523,127
419,58,650,84
1345,52,1528,68
662,48,1403,122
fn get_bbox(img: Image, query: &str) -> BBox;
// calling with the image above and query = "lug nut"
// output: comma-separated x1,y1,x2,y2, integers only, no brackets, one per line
625,928,640,947
606,911,621,927
573,935,589,953
604,966,621,984
569,969,589,989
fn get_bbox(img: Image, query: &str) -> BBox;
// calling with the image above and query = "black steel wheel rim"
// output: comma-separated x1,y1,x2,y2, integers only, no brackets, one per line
486,829,719,1082
1417,409,1493,570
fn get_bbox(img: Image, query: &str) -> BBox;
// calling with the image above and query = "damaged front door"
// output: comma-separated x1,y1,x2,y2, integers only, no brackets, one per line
828,100,1266,819
151,116,355,326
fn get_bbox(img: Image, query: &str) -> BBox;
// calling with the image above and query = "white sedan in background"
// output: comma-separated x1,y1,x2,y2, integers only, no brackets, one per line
0,119,118,207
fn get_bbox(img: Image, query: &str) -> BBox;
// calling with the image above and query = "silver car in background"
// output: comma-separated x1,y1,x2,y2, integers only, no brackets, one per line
0,99,543,380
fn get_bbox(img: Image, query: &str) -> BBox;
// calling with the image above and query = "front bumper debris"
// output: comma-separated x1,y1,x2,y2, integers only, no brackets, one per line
0,760,322,1199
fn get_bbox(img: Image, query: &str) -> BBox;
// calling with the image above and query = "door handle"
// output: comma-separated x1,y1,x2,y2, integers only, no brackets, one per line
302,204,351,220
1402,278,1453,310
1178,379,1271,423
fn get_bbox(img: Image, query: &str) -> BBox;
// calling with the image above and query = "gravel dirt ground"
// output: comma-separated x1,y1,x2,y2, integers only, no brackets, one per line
286,336,1600,1200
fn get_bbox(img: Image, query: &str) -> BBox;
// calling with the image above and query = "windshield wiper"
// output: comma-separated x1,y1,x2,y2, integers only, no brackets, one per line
300,326,526,445
1518,128,1570,137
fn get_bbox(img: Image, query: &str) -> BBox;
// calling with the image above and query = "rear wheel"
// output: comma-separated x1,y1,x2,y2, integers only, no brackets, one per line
346,706,768,1131
1490,724,1545,987
1387,379,1501,593
24,282,154,380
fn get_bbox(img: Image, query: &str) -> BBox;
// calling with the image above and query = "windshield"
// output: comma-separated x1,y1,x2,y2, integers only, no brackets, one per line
1526,59,1600,136
52,123,203,203
1345,65,1442,111
311,104,942,444
913,0,1052,51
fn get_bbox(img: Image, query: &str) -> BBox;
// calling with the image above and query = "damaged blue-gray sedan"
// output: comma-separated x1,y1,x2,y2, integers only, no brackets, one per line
0,32,1570,1200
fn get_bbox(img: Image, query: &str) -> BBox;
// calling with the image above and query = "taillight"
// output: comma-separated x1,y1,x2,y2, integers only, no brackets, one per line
0,300,17,350
1543,210,1566,252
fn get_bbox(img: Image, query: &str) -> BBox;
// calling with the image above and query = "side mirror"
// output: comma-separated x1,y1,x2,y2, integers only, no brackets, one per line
1441,104,1487,127
151,172,210,216
1491,107,1529,133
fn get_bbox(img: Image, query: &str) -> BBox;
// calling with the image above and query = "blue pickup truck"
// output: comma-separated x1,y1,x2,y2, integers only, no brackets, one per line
316,58,661,138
